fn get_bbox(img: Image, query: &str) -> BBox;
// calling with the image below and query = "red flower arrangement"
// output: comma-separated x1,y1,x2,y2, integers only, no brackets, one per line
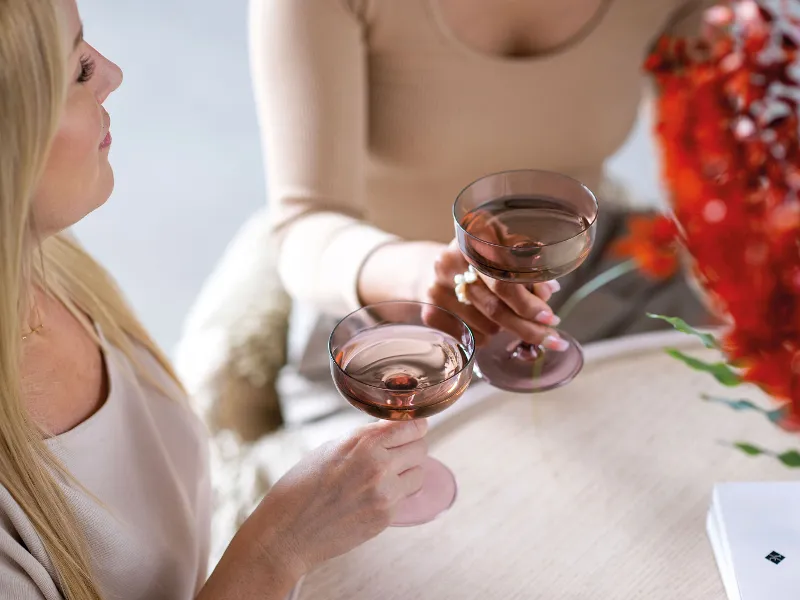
611,215,680,279
560,1,800,465
643,0,800,463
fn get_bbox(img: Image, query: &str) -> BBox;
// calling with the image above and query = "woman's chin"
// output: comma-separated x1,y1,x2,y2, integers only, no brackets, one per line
48,177,115,237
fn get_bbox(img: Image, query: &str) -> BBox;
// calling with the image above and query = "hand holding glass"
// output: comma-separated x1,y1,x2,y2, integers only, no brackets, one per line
453,170,598,393
329,301,475,526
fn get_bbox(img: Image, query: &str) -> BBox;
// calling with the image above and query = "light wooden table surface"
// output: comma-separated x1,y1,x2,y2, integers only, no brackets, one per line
296,330,799,600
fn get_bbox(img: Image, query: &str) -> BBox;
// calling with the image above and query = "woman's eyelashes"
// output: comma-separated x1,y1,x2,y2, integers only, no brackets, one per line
77,55,95,83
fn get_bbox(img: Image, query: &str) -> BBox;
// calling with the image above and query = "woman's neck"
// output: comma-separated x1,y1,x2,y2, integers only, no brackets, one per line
20,285,47,341
20,290,108,437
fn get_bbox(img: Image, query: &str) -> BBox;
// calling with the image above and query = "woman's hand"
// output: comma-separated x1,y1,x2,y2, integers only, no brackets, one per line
259,419,428,570
200,420,429,600
424,239,566,349
357,239,566,349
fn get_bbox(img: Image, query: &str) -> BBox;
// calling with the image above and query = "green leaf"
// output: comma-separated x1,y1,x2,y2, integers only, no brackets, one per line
778,450,800,468
647,313,720,349
665,348,742,386
729,443,800,468
703,395,761,412
733,442,764,456
702,395,786,424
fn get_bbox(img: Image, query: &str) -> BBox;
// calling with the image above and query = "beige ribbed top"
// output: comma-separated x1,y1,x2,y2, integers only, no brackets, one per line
0,339,211,599
252,0,708,317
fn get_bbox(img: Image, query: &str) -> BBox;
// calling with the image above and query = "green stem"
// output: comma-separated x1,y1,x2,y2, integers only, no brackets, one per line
557,259,638,321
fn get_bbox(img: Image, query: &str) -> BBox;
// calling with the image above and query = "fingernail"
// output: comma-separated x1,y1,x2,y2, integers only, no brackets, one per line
546,280,561,293
543,335,570,352
535,310,561,326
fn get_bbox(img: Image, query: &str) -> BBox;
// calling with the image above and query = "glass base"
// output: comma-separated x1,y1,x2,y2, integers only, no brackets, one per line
475,329,584,393
391,456,457,527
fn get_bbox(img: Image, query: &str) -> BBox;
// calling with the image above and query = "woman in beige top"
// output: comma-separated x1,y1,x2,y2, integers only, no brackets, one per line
0,1,430,598
251,0,712,398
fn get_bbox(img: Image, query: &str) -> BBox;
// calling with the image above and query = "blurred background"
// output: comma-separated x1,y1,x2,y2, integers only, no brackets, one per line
73,0,663,356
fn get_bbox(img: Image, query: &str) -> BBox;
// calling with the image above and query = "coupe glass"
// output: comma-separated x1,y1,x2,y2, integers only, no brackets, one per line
453,169,598,393
329,301,476,526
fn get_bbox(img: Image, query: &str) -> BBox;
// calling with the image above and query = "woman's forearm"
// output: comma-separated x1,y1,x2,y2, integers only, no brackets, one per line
196,519,302,600
275,212,401,314
357,240,446,306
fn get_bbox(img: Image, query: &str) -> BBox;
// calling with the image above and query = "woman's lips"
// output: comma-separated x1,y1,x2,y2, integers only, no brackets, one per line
100,113,112,149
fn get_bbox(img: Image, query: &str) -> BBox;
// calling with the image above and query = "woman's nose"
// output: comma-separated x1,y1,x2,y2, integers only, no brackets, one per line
87,44,123,103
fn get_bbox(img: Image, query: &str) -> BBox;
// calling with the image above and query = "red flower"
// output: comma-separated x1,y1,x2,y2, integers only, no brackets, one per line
646,0,800,419
612,215,679,279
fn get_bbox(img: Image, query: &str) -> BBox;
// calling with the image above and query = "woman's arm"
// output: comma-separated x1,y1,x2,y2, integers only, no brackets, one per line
195,523,299,600
250,0,416,314
197,420,428,600
249,0,563,346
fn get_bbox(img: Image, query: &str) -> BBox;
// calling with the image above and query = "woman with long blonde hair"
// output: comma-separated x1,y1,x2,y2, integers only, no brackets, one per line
0,1,429,598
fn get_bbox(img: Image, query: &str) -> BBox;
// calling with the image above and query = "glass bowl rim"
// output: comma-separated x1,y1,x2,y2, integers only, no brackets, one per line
328,300,476,392
452,169,600,251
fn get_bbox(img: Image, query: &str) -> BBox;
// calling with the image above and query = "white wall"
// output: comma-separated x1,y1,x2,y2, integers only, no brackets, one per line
73,0,265,354
73,0,662,355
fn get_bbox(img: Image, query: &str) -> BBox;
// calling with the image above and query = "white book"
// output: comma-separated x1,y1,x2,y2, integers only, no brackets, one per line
707,482,800,600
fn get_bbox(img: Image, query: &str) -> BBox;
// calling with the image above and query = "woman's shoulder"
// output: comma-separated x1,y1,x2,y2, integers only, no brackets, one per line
258,0,378,30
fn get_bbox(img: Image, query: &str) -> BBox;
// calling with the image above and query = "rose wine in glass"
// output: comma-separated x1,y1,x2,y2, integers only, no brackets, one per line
453,170,598,393
329,301,475,526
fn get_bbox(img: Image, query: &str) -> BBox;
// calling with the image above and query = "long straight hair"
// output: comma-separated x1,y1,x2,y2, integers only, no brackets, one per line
1,2,181,598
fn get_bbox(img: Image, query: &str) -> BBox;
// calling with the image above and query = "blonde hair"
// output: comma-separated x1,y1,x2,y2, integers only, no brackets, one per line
0,1,181,598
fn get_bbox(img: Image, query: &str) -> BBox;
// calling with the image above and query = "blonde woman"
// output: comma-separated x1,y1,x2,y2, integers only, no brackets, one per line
0,1,429,599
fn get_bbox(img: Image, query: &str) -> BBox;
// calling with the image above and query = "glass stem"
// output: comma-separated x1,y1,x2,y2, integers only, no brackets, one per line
532,342,545,382
556,259,638,322
518,259,637,383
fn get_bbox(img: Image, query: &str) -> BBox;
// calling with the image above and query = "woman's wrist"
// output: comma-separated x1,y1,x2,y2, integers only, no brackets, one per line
357,240,446,306
197,513,304,600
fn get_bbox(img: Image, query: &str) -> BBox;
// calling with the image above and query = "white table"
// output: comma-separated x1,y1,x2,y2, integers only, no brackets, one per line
296,330,798,599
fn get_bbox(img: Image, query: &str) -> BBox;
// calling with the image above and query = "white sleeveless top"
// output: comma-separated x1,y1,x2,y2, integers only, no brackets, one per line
0,338,211,599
